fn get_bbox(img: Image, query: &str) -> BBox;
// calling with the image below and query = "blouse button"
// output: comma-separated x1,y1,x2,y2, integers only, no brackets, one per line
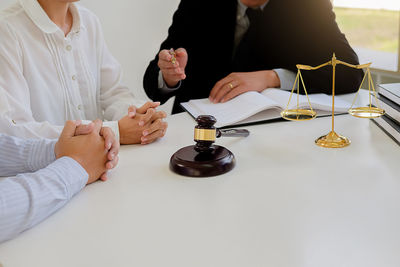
72,75,77,81
77,104,82,110
66,45,72,51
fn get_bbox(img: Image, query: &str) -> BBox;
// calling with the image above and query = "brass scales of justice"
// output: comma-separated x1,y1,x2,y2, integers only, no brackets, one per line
280,53,385,148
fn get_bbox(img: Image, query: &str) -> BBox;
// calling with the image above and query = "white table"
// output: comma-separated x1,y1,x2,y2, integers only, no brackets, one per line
1,111,400,267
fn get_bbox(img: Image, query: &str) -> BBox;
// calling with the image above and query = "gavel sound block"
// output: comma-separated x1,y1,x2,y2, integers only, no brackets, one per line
170,115,249,177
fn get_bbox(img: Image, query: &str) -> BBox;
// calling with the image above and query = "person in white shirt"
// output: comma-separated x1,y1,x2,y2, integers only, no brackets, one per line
0,0,167,145
0,120,119,243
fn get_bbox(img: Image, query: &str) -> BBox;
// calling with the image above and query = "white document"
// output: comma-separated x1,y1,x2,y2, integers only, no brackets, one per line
181,88,352,128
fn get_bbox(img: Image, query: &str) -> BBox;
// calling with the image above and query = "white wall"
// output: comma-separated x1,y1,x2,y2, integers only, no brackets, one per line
0,0,180,112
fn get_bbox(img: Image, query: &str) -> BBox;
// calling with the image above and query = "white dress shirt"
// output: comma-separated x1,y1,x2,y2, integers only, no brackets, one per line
0,134,88,243
0,0,144,140
158,0,296,91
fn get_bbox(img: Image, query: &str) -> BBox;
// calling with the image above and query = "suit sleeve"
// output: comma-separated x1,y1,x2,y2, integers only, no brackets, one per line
292,0,364,95
143,0,195,104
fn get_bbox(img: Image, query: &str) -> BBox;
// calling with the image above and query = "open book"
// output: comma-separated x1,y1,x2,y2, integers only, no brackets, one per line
181,88,352,128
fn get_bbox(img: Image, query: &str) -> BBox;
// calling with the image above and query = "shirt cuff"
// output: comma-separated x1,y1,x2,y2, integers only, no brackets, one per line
28,139,57,172
47,156,88,199
273,68,297,91
158,70,181,92
103,120,120,143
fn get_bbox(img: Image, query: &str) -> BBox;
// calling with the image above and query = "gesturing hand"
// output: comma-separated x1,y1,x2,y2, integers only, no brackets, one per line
55,120,108,184
209,70,281,103
158,48,188,88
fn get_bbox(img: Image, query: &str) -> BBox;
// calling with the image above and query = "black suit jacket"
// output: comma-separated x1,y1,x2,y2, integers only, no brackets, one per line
143,0,364,114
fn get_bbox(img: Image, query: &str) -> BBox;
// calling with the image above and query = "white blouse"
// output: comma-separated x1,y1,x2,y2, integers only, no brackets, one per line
0,0,143,139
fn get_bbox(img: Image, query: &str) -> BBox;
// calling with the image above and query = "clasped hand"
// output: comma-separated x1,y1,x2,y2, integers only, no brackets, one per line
55,120,120,184
118,102,168,145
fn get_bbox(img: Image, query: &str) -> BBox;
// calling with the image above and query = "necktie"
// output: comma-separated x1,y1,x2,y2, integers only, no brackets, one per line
246,7,263,27
232,7,264,70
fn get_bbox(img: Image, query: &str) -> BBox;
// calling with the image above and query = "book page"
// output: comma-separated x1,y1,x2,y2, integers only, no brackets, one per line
182,91,281,128
261,88,351,112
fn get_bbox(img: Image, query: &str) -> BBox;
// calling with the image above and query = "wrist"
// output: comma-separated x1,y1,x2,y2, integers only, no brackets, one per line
267,70,281,88
118,120,125,144
162,73,179,88
54,142,61,159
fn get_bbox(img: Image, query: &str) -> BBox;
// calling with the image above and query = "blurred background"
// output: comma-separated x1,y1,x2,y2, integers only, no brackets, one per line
0,0,399,114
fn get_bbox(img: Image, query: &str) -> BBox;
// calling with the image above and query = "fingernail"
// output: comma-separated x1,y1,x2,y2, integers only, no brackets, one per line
129,111,135,117
141,137,147,142
139,121,144,126
143,131,148,136
107,142,112,149
110,153,114,160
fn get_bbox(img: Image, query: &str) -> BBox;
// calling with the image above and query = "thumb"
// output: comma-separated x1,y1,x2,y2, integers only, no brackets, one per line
176,48,187,57
92,119,103,135
60,120,79,139
128,106,136,118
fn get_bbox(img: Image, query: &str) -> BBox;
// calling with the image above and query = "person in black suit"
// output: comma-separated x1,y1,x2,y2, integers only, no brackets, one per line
143,0,364,114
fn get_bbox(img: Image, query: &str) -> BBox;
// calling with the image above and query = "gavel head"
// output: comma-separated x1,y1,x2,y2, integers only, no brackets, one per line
194,115,217,152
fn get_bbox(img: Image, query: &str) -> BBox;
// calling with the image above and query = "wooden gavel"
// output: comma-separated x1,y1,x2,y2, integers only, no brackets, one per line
170,115,249,177
194,115,250,152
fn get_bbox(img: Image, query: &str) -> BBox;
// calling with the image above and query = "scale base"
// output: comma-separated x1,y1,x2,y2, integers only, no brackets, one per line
315,131,350,148
170,145,235,177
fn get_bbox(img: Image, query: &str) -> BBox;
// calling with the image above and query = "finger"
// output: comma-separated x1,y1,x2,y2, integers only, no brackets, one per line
106,155,119,170
159,49,173,62
100,172,108,182
91,119,103,134
60,120,79,139
175,48,187,58
107,138,119,162
100,127,118,151
158,59,180,69
221,85,248,103
136,102,161,114
74,122,94,136
143,119,168,136
139,108,156,126
161,67,185,76
141,129,166,145
128,106,136,118
149,111,167,124
213,81,236,103
209,76,234,102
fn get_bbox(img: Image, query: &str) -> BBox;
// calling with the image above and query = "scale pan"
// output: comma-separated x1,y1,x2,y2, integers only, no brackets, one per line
281,109,317,121
348,107,385,119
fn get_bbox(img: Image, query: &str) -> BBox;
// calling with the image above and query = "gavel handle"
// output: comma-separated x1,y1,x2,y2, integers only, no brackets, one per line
216,129,250,138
